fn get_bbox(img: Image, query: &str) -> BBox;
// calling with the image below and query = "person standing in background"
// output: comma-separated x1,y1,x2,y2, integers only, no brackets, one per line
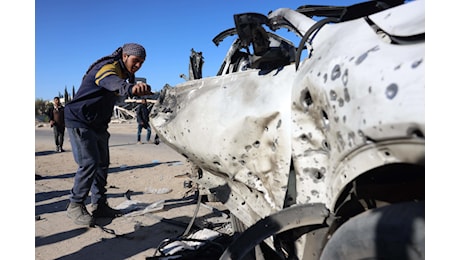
136,98,152,144
48,96,65,152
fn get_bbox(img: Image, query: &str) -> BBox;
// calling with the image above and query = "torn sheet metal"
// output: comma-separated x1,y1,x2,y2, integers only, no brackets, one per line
153,67,295,218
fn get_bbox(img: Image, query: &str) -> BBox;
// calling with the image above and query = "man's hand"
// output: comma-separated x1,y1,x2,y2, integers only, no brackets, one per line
132,83,152,96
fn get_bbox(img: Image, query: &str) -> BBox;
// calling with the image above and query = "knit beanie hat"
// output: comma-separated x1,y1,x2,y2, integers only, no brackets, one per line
122,43,146,59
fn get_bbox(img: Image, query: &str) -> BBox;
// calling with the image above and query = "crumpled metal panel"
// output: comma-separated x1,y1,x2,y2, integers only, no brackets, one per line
153,68,295,218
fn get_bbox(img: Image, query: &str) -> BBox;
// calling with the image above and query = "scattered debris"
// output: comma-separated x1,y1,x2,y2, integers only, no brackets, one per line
120,200,166,217
152,160,161,165
183,180,193,188
168,161,183,166
145,187,173,194
148,228,233,260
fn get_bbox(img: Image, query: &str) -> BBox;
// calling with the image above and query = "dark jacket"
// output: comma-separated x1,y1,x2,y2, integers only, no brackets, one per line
64,53,135,132
136,103,150,128
48,105,65,128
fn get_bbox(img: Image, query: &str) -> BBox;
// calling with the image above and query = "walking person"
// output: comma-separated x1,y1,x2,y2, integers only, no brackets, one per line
64,43,152,226
136,98,152,144
48,96,65,152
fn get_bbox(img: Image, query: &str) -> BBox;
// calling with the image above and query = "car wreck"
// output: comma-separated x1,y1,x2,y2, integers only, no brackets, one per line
151,0,425,259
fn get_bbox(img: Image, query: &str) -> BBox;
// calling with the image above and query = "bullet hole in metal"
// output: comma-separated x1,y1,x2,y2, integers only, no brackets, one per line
300,133,309,142
271,140,277,152
356,52,368,65
342,115,347,123
329,90,337,101
239,160,246,166
331,64,341,81
408,127,425,139
245,145,252,152
338,98,344,107
356,46,379,65
317,72,321,77
334,116,339,123
322,140,330,151
344,88,350,102
322,110,330,129
347,131,355,146
276,119,282,129
412,58,423,68
342,68,348,86
323,73,328,83
394,64,401,70
368,86,372,93
302,90,313,111
241,201,246,206
253,141,260,148
213,161,221,166
383,150,391,156
385,83,398,99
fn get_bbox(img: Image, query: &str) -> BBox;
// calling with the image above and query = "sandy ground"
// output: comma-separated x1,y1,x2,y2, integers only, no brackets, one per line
35,121,232,260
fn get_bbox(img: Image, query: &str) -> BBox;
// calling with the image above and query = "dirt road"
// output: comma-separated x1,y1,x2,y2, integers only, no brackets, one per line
35,122,232,260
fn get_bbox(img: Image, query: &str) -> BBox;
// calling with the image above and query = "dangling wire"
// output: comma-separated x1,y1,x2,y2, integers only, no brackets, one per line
294,17,340,70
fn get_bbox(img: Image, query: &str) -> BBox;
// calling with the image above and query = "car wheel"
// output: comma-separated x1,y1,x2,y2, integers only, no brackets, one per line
320,201,425,260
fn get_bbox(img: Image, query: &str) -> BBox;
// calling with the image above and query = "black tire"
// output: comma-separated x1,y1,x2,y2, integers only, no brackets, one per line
320,201,425,260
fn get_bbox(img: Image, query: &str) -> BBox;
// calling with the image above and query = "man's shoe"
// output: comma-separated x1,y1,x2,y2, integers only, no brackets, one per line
137,141,142,145
56,146,60,152
92,202,123,218
153,135,160,145
67,202,94,226
59,146,65,152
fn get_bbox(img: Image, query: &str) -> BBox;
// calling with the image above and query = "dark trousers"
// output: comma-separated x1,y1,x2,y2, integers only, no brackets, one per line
137,124,152,142
53,125,65,148
67,127,110,205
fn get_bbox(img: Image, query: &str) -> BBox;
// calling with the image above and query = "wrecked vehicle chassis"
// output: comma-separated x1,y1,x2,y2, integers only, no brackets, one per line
152,1,425,259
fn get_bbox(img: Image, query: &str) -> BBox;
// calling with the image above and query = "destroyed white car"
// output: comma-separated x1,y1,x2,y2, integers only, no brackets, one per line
151,0,425,259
